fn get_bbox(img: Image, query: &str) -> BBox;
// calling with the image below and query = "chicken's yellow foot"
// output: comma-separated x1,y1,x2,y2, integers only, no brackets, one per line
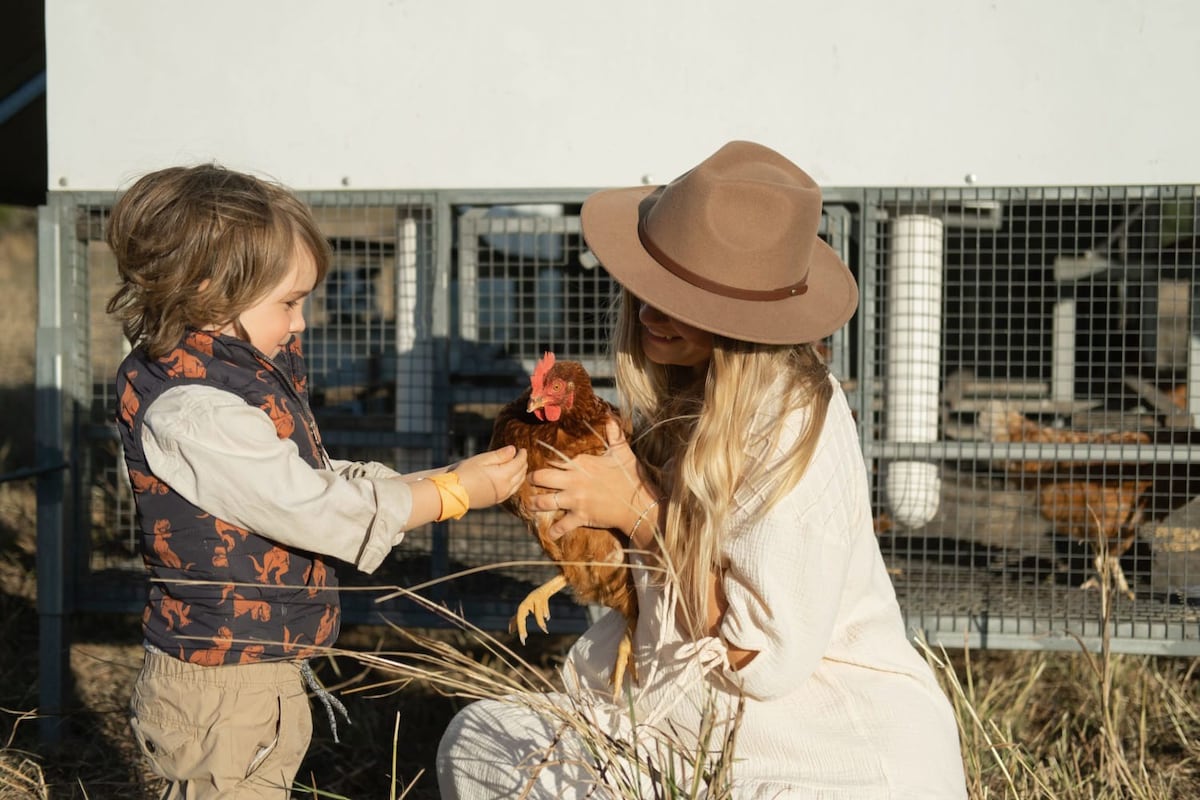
508,574,568,644
1081,554,1136,601
610,621,637,698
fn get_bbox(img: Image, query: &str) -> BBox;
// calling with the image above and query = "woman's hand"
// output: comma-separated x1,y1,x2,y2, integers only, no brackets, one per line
454,445,528,509
528,419,662,542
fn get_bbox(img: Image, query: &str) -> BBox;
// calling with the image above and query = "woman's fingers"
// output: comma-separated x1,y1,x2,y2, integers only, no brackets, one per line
531,489,565,512
546,511,580,541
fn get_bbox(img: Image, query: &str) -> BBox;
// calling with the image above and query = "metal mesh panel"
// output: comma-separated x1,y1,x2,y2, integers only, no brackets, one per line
446,202,615,630
455,204,614,377
862,186,1200,653
47,185,1200,651
66,192,605,630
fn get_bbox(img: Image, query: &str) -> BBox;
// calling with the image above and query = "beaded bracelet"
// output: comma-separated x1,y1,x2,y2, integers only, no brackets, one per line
629,496,664,541
428,472,469,521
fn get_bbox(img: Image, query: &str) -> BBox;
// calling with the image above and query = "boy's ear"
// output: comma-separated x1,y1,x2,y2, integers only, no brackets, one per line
198,278,211,293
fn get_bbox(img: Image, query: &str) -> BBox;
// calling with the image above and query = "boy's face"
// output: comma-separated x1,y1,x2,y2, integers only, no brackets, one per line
225,237,317,358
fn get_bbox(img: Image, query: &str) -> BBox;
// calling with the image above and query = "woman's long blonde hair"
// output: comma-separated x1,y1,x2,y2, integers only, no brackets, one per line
611,287,834,639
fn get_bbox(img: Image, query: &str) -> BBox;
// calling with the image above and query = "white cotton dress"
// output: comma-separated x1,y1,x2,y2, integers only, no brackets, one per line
437,382,968,799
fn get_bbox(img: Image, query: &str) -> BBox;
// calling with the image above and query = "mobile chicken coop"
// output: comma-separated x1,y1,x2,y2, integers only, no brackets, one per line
39,184,1200,649
32,0,1200,740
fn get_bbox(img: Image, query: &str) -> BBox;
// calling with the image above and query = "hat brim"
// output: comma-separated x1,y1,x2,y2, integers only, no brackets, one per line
581,186,859,345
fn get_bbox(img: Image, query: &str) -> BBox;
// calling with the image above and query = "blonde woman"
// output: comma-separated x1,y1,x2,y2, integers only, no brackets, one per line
438,141,967,799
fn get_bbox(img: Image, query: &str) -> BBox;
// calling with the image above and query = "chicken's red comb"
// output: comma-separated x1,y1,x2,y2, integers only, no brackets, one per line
531,351,555,394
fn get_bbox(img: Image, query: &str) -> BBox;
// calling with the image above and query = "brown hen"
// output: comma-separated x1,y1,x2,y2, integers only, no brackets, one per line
1037,479,1152,599
490,351,638,691
979,403,1152,599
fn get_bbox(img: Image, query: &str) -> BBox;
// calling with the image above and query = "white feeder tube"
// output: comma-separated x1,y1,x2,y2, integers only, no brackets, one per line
1052,299,1076,404
1189,334,1200,428
394,216,432,472
885,215,943,528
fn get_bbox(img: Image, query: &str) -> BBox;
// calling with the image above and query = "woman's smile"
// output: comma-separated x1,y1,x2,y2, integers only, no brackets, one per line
637,303,714,368
643,327,680,343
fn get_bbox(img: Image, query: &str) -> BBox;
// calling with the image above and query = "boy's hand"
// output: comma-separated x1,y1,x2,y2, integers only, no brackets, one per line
455,446,527,510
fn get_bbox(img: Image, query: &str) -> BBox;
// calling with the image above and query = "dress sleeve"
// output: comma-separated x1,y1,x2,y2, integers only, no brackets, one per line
718,500,852,700
141,384,413,573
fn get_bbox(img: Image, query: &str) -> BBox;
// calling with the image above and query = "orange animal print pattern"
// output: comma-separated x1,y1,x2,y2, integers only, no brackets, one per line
280,626,305,655
220,585,272,622
250,546,290,585
185,330,214,356
239,645,264,664
159,596,192,630
187,626,233,666
260,394,295,439
287,338,307,394
151,519,185,569
314,605,338,646
119,372,140,427
161,347,207,379
303,558,328,597
129,469,168,495
120,330,339,665
210,517,249,568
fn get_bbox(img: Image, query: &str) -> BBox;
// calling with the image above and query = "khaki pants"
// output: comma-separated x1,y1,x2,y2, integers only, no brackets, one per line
130,648,313,799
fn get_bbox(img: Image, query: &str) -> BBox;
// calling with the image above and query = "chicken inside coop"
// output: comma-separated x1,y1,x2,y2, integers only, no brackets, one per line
978,402,1153,600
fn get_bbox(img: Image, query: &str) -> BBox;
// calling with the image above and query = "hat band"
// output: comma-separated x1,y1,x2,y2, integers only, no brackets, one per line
638,217,808,301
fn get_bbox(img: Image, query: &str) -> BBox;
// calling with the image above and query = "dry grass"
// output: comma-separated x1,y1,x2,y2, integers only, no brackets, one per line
2,207,1199,798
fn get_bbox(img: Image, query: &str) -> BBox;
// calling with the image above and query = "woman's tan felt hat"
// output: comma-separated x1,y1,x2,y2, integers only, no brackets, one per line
581,140,859,345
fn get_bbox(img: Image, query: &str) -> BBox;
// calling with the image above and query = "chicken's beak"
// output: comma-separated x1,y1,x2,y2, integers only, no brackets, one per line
526,395,546,414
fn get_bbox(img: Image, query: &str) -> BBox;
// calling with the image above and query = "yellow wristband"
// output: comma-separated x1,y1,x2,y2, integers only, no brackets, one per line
429,472,469,522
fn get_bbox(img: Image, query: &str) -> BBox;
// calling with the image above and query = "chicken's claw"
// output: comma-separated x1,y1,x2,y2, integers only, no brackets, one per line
1081,554,1136,602
508,574,568,644
610,624,637,698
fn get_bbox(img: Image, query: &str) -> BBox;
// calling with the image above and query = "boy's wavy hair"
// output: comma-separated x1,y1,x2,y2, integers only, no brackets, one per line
105,164,331,359
610,287,833,639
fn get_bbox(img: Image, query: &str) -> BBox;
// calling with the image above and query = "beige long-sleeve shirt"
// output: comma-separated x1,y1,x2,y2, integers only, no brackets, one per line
141,383,414,574
569,381,968,797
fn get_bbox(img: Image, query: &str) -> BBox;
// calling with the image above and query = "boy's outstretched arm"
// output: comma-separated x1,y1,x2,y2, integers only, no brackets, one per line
406,446,527,526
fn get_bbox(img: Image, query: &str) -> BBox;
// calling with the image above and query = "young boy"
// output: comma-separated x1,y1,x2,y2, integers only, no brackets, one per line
107,164,527,798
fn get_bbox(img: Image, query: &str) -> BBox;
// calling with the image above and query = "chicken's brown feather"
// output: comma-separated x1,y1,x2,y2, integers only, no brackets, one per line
979,403,1151,599
489,357,638,623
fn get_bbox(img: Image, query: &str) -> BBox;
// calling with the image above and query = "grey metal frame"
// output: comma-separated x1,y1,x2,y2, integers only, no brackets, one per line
852,184,1200,657
34,185,1200,742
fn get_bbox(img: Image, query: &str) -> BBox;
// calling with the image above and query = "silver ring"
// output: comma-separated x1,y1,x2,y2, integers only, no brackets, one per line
553,492,561,510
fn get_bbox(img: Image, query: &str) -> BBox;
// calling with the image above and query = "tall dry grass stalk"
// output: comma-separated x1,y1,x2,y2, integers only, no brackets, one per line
0,754,48,800
0,707,47,800
919,637,1199,799
912,500,1200,799
2,478,1198,797
323,583,744,800
1,562,1198,797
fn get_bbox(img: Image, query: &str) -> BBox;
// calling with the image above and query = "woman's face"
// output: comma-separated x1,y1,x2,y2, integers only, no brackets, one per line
637,302,715,371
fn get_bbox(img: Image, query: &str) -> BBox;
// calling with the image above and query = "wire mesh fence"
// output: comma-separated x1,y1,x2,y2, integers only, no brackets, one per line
861,186,1200,653
37,185,1200,654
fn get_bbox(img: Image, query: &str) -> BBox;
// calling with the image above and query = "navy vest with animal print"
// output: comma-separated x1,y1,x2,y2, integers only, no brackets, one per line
115,330,340,665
